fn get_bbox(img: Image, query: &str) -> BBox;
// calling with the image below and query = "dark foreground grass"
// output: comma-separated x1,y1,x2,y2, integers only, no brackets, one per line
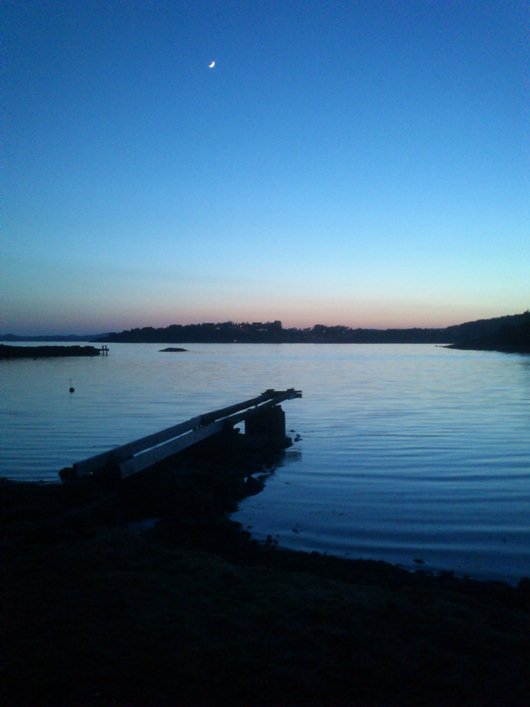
2,441,529,706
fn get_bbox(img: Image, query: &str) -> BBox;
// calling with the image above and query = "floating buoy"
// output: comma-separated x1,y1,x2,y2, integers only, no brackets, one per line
69,379,75,393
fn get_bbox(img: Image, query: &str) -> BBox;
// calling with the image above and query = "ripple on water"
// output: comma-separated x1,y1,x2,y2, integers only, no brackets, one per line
2,343,530,581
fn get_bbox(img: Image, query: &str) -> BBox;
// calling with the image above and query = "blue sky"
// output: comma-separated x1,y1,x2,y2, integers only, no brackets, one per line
2,0,529,335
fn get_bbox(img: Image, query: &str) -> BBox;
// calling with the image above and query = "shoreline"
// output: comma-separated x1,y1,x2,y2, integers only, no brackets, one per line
2,439,530,706
0,344,103,359
446,342,530,354
4,340,528,356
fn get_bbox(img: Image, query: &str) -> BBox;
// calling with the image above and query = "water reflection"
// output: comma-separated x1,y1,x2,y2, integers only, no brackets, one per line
2,343,530,582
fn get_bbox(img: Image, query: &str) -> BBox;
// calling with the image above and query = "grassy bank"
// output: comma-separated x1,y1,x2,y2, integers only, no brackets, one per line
2,439,529,706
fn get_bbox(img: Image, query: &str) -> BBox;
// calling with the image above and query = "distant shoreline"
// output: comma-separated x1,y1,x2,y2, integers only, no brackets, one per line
0,344,103,359
90,311,530,349
447,342,530,354
2,311,528,353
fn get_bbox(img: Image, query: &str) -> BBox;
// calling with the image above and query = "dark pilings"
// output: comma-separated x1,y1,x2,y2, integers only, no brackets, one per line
244,405,291,448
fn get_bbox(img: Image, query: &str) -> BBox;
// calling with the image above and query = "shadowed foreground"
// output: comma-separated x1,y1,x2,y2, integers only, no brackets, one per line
2,440,529,706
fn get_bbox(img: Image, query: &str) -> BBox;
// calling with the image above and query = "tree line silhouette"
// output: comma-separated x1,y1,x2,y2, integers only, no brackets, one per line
98,312,530,350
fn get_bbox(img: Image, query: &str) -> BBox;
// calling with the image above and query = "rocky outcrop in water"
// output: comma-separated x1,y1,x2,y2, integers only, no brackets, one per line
0,344,102,359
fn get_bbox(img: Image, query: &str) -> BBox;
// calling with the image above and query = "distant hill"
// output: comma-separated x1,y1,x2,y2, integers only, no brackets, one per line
446,311,530,353
94,312,529,349
0,334,108,343
444,312,529,343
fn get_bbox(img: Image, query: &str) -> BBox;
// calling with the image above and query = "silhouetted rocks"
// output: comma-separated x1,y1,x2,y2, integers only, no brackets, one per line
0,344,102,359
159,347,187,352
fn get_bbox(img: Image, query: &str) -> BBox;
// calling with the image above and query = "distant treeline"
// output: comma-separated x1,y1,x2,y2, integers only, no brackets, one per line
446,311,530,354
2,312,528,352
100,321,446,344
95,312,530,348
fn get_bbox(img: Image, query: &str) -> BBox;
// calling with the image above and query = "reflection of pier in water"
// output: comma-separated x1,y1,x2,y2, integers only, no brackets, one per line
60,389,302,482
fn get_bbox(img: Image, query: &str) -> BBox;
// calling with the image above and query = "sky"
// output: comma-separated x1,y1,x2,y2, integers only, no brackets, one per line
2,0,529,335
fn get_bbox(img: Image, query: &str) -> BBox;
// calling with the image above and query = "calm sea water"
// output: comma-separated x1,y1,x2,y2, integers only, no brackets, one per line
1,343,529,582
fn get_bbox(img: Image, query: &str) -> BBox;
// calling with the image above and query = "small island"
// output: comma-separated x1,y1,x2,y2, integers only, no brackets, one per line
159,347,188,353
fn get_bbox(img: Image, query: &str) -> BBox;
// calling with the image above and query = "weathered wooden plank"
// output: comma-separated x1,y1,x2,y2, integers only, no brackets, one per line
198,388,301,425
73,415,204,477
70,389,302,480
119,399,292,478
119,420,226,478
198,389,280,425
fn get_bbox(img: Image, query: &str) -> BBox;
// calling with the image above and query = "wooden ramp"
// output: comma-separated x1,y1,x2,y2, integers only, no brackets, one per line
61,389,302,482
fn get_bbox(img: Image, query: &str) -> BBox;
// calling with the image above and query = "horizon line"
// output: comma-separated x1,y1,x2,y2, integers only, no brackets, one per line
2,310,527,339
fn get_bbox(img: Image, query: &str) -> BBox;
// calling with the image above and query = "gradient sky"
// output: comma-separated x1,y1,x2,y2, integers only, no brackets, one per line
2,0,529,335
